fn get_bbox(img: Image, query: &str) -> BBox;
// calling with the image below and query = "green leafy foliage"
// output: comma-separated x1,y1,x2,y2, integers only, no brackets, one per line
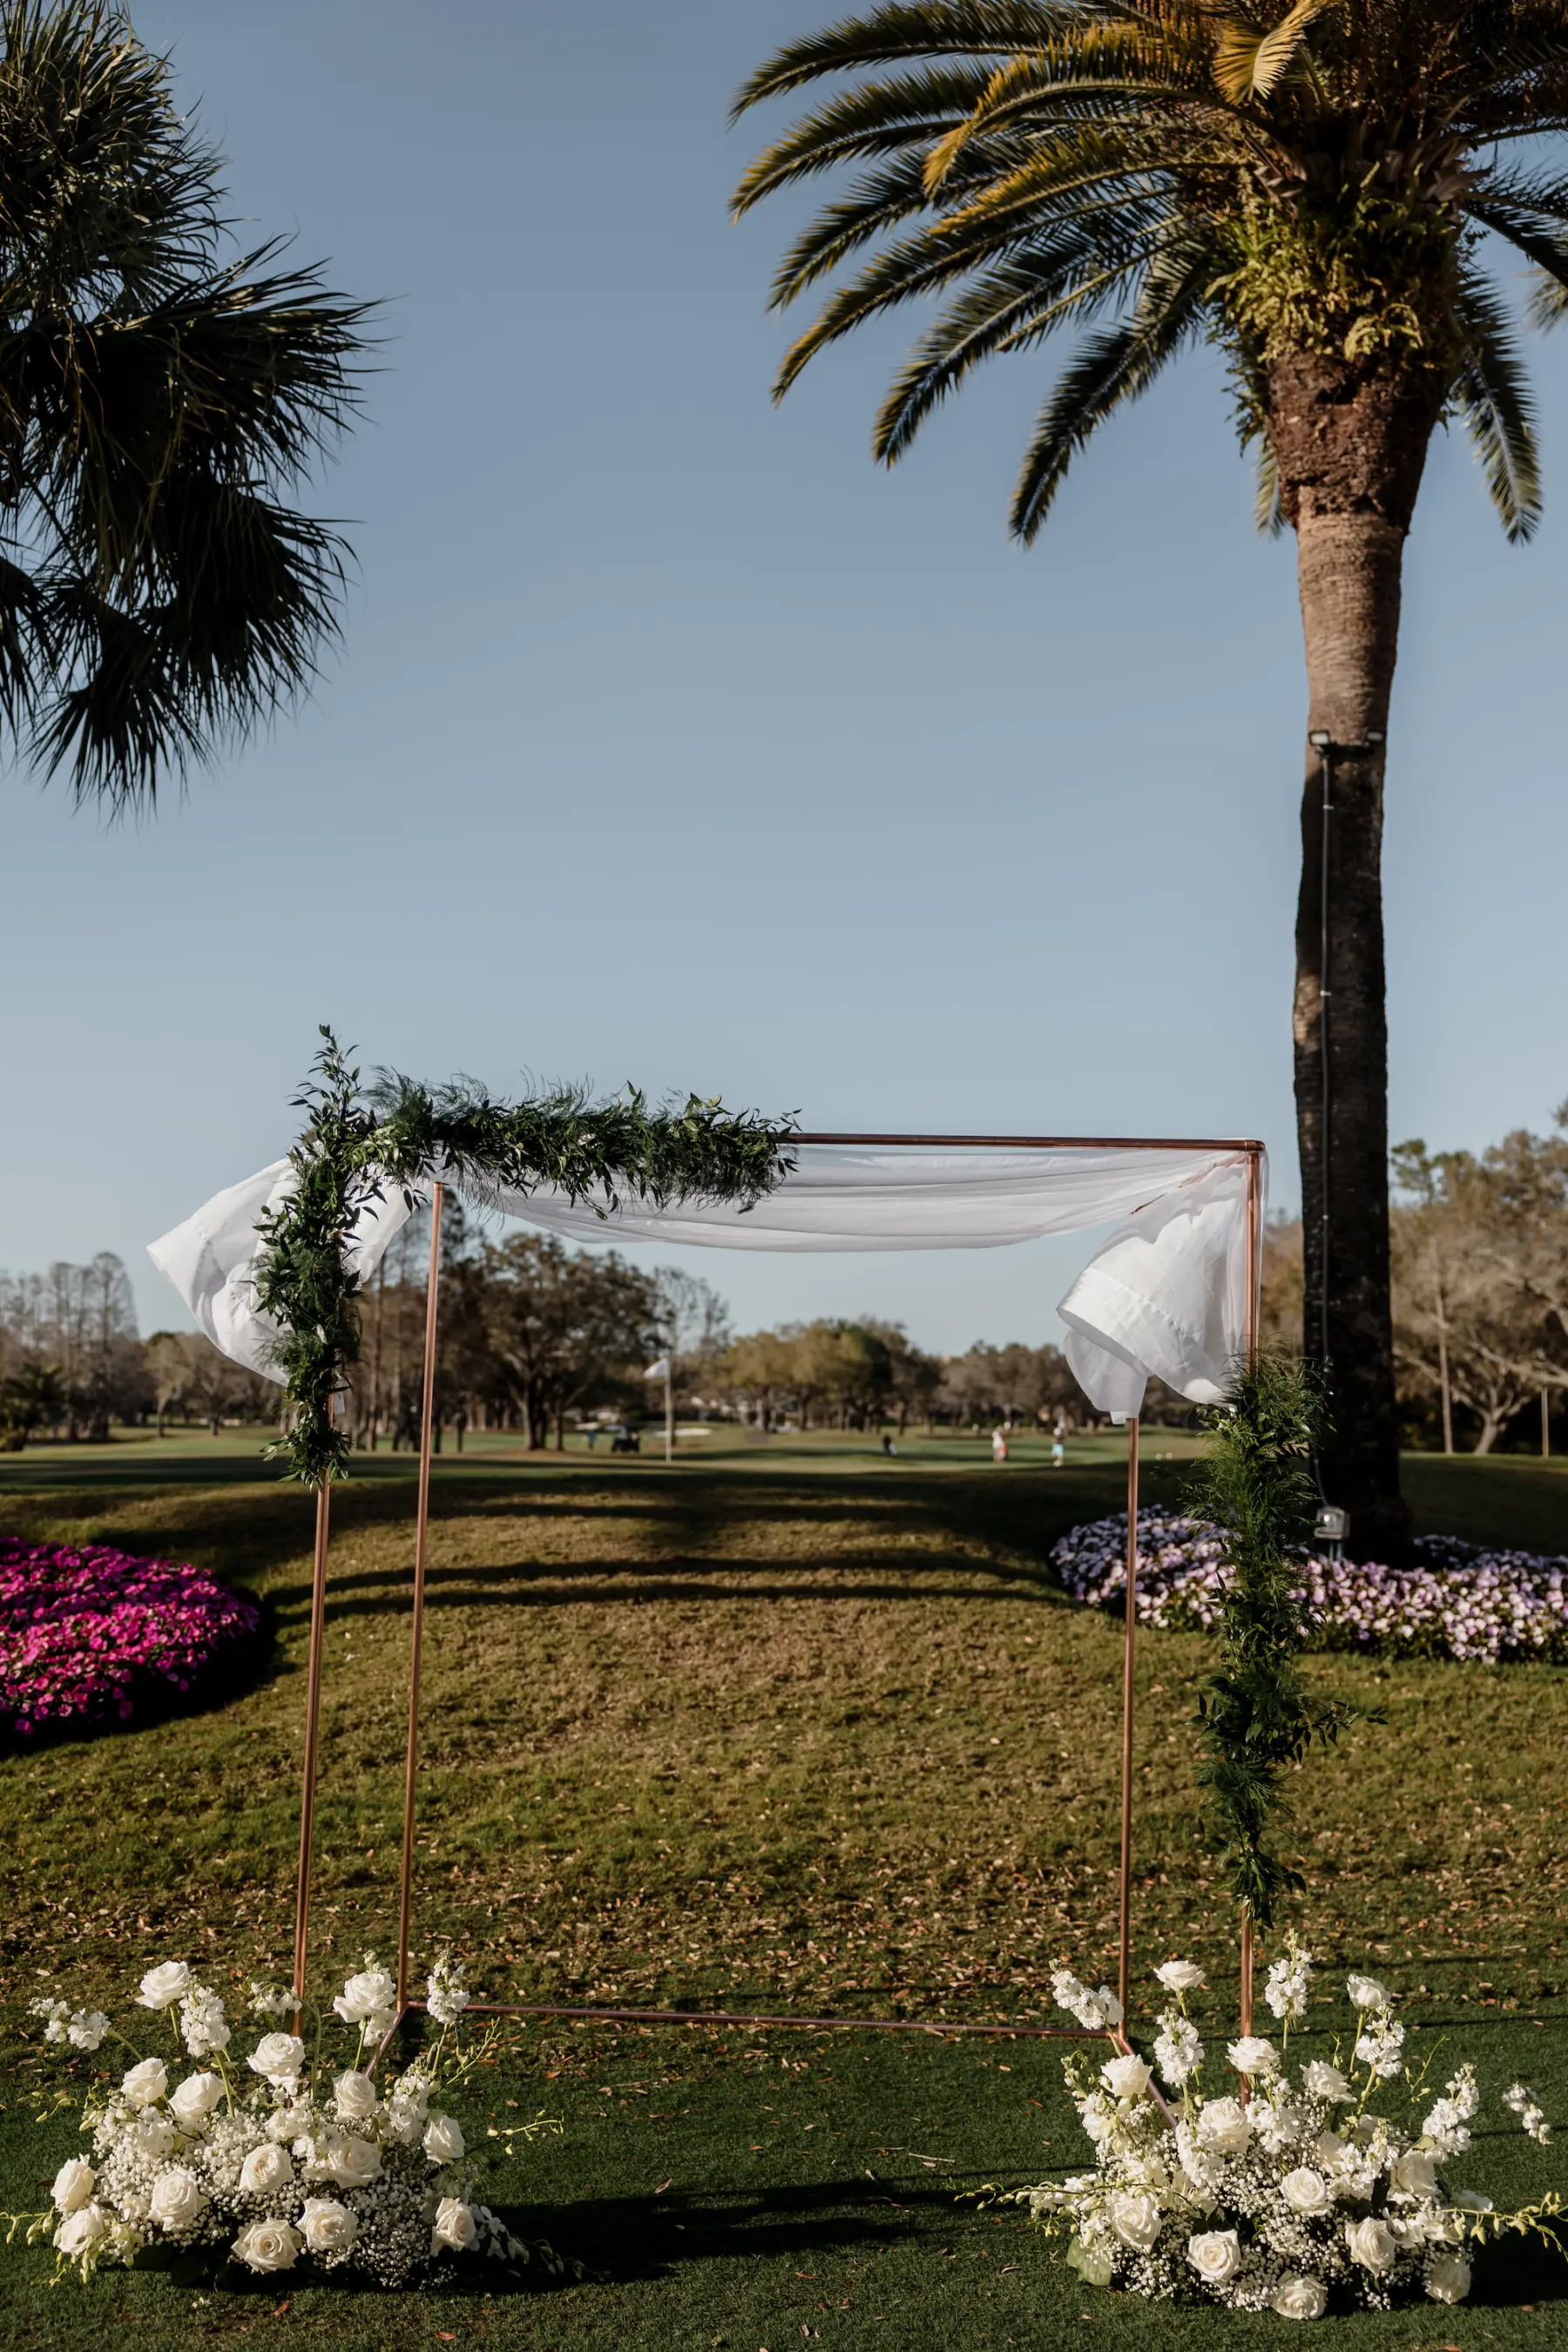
252,1028,795,1489
1189,1356,1367,1927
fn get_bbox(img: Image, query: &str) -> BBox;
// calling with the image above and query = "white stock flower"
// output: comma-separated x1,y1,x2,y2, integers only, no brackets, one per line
1345,2215,1398,2274
148,2166,205,2233
136,1961,193,2011
1196,2096,1250,2155
179,1985,230,2058
131,2108,177,2161
1152,2011,1203,2087
249,1981,295,2019
1504,2082,1552,2142
1100,2053,1152,2103
1271,2274,1328,2320
55,2204,109,2258
51,2159,96,2214
239,2142,294,2196
1301,2060,1353,2103
388,2073,432,2144
1389,2147,1439,2198
1109,2191,1162,2250
1355,2016,1406,2079
1426,2252,1472,2303
323,2134,382,2189
332,1969,396,2028
299,2196,359,2254
66,2009,110,2051
233,2218,301,2273
1186,2228,1241,2286
1153,1960,1206,1996
169,2072,225,2127
423,2112,466,2165
427,1958,470,2029
431,2196,479,2253
1264,1945,1314,2024
333,2070,379,2124
1346,1972,1390,2012
1279,2166,1334,2216
247,2032,305,2084
30,1996,70,2042
1227,2036,1279,2078
120,2057,169,2108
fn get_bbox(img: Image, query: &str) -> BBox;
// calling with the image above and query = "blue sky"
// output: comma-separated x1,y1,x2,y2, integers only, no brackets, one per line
2,1,1565,1354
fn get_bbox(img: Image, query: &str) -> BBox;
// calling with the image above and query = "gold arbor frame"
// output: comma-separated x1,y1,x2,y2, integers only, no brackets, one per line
292,1132,1263,2054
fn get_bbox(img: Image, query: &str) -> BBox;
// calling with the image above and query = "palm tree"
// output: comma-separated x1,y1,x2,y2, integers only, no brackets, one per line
0,1,371,808
732,0,1568,1558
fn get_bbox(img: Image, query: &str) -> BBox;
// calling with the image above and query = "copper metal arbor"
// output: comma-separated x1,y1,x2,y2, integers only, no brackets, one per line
285,1132,1264,2052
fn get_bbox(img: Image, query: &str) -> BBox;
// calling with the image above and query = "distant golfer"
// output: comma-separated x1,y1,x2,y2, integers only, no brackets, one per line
992,1426,1008,1463
1051,1426,1066,1470
882,1433,898,1457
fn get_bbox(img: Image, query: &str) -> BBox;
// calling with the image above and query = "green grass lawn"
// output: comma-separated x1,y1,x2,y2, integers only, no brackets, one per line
1,1437,1564,2348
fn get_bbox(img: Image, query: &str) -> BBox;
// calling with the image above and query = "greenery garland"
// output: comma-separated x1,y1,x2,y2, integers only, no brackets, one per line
253,1028,796,1488
1189,1357,1368,1930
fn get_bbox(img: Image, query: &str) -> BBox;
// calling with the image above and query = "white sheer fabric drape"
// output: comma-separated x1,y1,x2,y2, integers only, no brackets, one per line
147,1141,1263,1412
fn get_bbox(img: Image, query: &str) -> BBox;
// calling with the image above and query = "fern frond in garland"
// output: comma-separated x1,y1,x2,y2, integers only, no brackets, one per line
253,1028,796,1489
1190,1356,1369,1929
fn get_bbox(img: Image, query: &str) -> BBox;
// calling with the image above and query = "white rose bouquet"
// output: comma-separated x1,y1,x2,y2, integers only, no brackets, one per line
10,1951,562,2290
1003,1945,1561,2316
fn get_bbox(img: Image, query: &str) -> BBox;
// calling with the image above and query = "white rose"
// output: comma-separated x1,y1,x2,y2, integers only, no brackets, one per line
136,1961,193,2011
1187,2228,1241,2285
1197,2097,1251,2155
121,2056,169,2108
1426,2252,1471,2303
247,2032,305,2083
1227,2036,1280,2078
52,2158,97,2213
1345,2215,1397,2273
333,2069,379,2124
332,1969,396,2026
1389,2147,1439,2198
132,2109,177,2161
1302,2060,1353,2103
1100,2054,1152,2103
430,2196,479,2253
1154,1960,1206,1994
422,2112,465,2165
1272,2274,1328,2320
238,2142,294,2196
55,2203,109,2257
1109,2191,1162,2250
298,2196,360,2254
170,2072,225,2126
1280,2166,1334,2215
324,2134,382,2189
148,2166,205,2232
1347,1973,1389,2011
232,2218,301,2273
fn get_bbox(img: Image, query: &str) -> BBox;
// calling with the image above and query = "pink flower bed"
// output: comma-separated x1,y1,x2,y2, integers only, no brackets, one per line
0,1540,260,1738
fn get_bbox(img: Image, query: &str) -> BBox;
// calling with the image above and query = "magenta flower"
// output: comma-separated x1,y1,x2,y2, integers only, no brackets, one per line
0,1542,259,1737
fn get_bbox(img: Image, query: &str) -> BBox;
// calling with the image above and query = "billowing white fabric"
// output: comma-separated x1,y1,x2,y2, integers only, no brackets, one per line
146,1160,414,1382
148,1140,1262,1408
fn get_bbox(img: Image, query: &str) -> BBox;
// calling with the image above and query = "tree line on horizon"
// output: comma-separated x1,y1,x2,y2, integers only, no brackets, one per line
5,1105,1568,1457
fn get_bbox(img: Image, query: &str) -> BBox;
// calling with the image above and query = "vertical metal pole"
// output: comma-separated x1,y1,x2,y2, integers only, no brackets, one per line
665,1355,674,1465
1240,1911,1254,2039
1240,1143,1262,2039
395,1182,444,2013
1117,1416,1140,2021
1318,746,1333,1372
293,1478,333,2008
1544,1387,1551,1460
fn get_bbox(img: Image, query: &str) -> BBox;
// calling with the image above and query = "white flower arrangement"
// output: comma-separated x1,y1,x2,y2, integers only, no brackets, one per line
999,1941,1562,2315
10,1951,562,2290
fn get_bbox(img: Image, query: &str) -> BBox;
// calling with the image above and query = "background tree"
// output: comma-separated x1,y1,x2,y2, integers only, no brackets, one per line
733,0,1568,1557
479,1233,661,1450
0,1,370,807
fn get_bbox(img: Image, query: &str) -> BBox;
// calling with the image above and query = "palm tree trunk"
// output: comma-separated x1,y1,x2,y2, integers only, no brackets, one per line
1269,353,1448,1564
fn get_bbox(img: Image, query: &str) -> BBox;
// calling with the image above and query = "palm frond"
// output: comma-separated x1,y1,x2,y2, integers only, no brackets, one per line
1213,0,1326,106
1010,227,1217,539
1450,268,1542,542
732,66,998,213
730,2,1077,118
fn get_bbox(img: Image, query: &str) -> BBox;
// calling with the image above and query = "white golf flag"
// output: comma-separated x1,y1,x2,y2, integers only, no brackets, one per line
644,1357,671,1380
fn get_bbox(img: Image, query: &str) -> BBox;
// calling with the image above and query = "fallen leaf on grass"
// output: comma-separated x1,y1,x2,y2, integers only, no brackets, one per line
653,2176,673,2194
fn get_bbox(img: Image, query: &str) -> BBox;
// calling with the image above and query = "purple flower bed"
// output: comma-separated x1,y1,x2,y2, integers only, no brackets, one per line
1052,1509,1568,1666
0,1540,260,1738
